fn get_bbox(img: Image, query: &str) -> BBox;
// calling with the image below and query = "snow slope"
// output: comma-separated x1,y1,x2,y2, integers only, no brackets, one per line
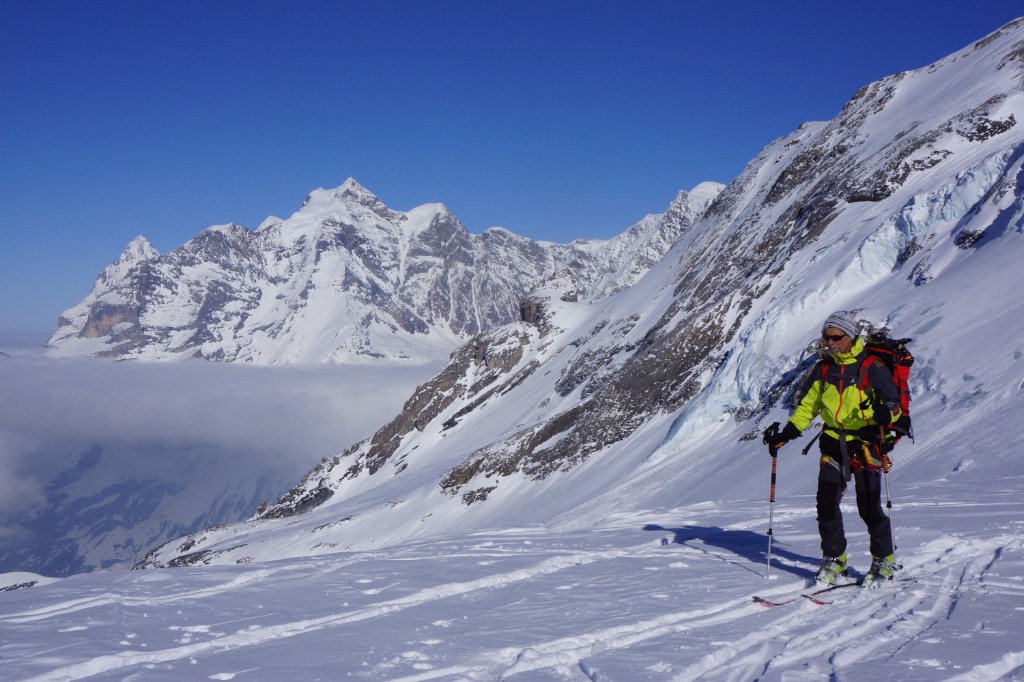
1,481,1021,680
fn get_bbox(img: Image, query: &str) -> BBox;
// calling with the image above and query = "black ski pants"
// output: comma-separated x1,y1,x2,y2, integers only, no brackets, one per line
816,434,893,560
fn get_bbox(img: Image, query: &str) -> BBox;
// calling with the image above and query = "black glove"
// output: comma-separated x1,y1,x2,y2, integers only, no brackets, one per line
893,415,913,438
763,422,800,451
873,403,896,428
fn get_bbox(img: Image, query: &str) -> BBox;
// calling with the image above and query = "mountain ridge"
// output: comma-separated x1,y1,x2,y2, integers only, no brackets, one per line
48,178,722,364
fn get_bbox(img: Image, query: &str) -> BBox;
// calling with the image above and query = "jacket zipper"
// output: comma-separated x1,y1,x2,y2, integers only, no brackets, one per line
833,362,845,430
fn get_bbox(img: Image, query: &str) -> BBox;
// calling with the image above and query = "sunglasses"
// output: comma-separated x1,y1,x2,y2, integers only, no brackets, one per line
822,333,847,342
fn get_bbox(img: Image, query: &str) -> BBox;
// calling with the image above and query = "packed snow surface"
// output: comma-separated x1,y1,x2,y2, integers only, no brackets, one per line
2,477,1022,680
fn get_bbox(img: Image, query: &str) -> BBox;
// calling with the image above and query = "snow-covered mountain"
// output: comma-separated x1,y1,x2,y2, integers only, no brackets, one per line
47,180,721,364
139,18,1024,569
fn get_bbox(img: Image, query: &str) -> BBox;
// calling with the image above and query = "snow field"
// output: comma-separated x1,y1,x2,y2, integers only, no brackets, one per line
3,476,1022,681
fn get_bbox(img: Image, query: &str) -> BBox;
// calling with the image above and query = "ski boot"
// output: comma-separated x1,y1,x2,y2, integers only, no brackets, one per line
815,552,848,585
862,554,896,589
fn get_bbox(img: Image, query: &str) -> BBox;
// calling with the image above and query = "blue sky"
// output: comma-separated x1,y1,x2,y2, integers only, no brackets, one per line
2,1,1022,340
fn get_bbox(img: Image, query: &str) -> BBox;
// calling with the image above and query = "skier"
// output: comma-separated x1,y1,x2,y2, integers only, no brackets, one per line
763,311,903,588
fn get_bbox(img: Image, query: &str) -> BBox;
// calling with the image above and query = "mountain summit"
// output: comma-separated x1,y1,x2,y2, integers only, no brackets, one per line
48,180,722,364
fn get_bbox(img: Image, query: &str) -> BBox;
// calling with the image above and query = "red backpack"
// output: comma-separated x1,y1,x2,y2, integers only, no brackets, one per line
859,334,914,426
805,333,914,454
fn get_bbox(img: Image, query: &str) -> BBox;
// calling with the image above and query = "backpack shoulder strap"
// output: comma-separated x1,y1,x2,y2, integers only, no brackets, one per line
858,354,879,390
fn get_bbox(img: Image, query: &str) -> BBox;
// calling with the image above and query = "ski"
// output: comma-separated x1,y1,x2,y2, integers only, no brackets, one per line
802,592,838,605
753,594,799,607
753,581,859,607
804,573,912,603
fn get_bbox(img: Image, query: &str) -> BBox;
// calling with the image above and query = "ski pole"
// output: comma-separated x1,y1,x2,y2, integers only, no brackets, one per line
882,452,897,555
767,448,778,579
763,422,781,579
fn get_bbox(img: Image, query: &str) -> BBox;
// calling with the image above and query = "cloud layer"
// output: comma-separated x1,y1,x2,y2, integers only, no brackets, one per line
0,349,438,526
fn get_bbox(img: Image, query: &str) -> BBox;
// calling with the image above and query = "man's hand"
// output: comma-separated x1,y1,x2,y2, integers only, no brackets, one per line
893,415,912,438
763,422,800,451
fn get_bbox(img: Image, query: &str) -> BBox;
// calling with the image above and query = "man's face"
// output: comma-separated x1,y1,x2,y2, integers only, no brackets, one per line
822,327,854,355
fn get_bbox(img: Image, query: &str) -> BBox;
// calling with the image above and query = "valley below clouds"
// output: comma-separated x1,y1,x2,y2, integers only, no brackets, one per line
0,349,438,573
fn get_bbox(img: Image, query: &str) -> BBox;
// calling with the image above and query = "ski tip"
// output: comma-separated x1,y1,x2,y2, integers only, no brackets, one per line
753,595,791,607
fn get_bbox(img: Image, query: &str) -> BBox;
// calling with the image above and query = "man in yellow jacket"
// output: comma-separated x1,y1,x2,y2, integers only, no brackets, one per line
764,311,903,588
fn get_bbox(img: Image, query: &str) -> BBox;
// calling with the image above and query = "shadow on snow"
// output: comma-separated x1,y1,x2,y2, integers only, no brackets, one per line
643,523,818,580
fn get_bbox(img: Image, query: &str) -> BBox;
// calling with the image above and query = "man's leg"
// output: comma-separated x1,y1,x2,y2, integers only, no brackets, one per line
817,435,848,558
854,466,894,559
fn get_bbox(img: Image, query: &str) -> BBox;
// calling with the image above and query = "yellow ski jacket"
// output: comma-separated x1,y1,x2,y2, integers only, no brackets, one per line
788,337,902,440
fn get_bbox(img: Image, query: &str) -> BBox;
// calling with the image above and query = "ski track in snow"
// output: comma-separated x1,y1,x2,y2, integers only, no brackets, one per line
3,488,1023,681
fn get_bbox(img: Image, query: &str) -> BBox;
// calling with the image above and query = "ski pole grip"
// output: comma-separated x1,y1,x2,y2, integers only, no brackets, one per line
763,422,780,458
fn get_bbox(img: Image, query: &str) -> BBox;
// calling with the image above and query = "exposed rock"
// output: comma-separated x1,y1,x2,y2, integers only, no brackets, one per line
256,322,539,518
0,581,38,592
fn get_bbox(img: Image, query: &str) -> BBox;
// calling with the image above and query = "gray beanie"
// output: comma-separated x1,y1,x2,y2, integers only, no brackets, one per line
822,310,859,339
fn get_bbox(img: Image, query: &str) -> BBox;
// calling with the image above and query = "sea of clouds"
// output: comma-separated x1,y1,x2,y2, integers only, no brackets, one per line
0,344,439,568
